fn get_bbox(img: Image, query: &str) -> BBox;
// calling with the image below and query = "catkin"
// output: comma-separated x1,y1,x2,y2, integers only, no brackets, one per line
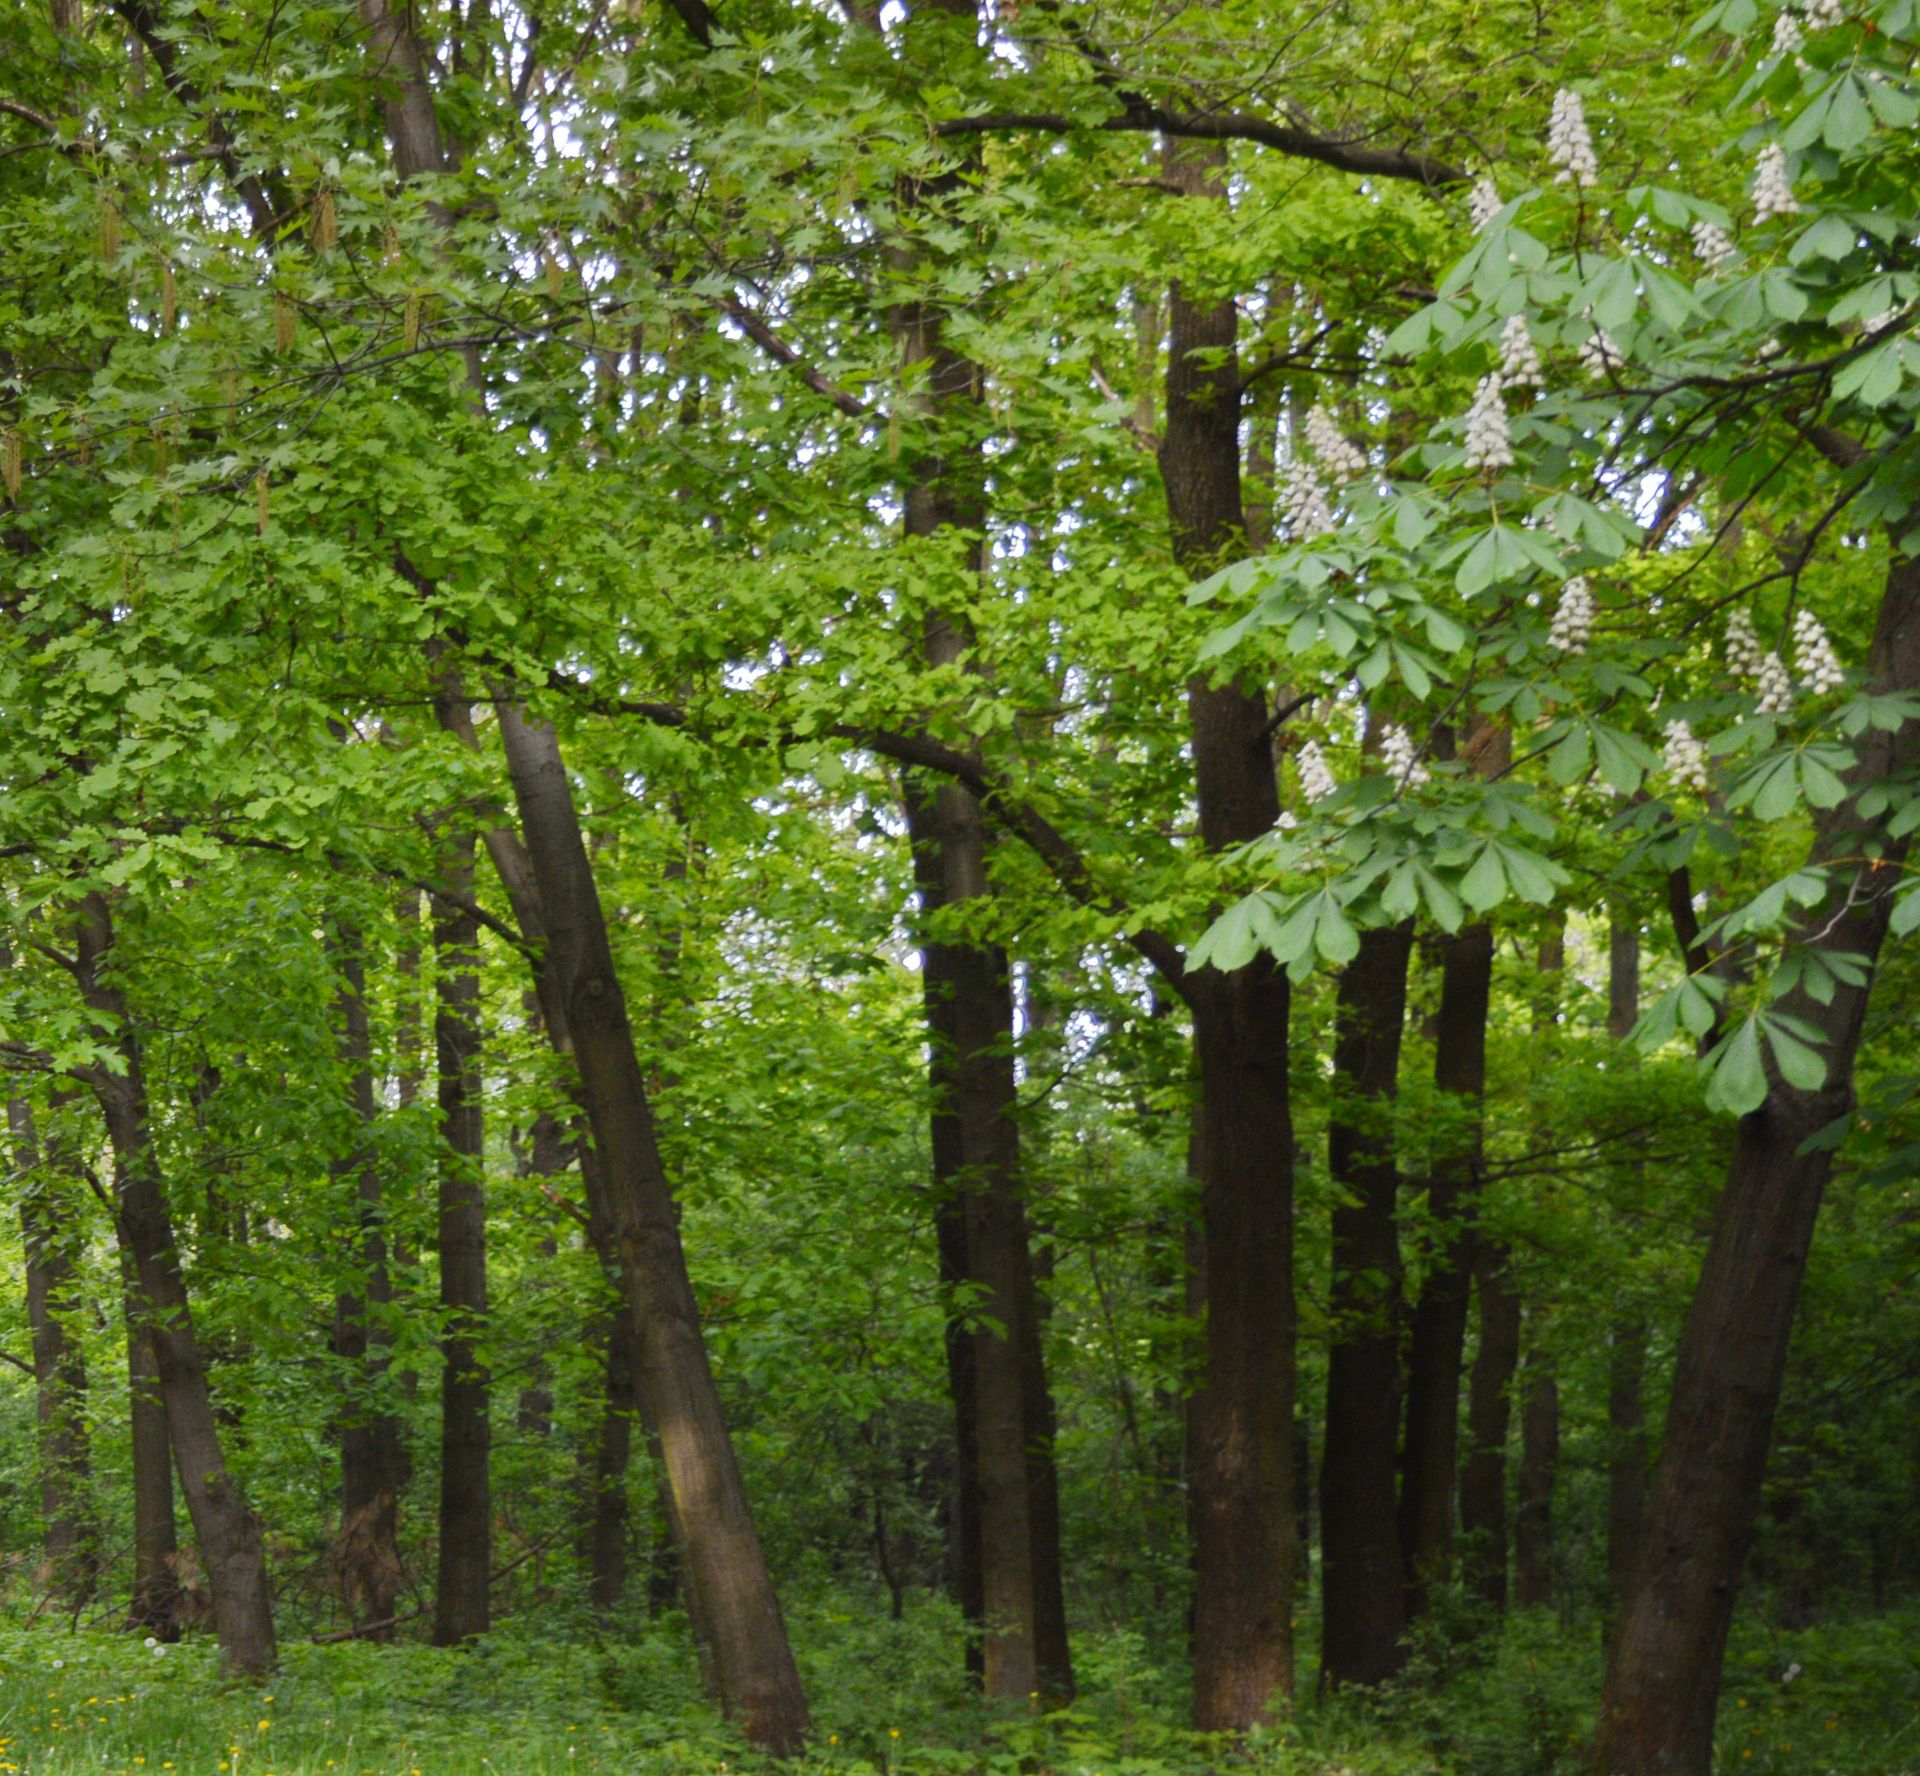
98,192,122,264
256,471,270,534
2,430,21,503
274,292,296,353
313,187,338,252
545,254,564,301
382,221,402,264
403,291,423,350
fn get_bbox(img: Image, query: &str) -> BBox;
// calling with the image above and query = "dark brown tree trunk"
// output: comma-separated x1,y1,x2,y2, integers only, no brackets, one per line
1319,922,1413,1687
7,1085,100,1602
1398,919,1494,1621
330,932,404,1639
74,893,276,1674
432,839,491,1646
125,1286,180,1636
1160,134,1297,1730
1605,913,1649,1635
1459,1247,1520,1612
585,1302,638,1614
1513,1352,1557,1608
1596,551,1920,1774
491,700,809,1753
935,1194,984,1675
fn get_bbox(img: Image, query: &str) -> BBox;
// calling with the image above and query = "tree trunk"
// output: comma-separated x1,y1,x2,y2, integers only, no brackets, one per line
330,932,404,1639
1595,544,1920,1776
1604,914,1649,1635
1514,1351,1557,1608
1459,1246,1520,1612
125,1285,180,1636
1160,134,1297,1730
491,699,809,1753
1399,919,1494,1621
6,1085,100,1603
1319,921,1413,1687
432,838,491,1646
74,892,276,1674
585,1302,638,1614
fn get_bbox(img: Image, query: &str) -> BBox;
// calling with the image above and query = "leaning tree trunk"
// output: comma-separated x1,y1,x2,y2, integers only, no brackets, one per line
1398,919,1494,1621
6,1084,100,1603
1161,135,1297,1729
329,931,405,1638
491,699,809,1753
431,839,491,1646
1319,921,1413,1687
74,892,276,1674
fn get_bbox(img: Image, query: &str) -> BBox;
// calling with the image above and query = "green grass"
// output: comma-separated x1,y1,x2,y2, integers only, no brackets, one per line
0,1599,1915,1776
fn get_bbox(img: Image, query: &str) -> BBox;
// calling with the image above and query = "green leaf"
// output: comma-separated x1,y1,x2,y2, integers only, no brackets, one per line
1459,844,1507,913
1704,1018,1769,1116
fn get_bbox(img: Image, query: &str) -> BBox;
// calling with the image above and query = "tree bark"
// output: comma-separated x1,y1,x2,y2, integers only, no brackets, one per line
491,699,809,1753
7,1084,100,1603
1160,136,1297,1729
431,837,491,1646
1398,920,1494,1621
584,1301,638,1614
125,1280,180,1637
1319,922,1413,1687
1605,914,1649,1635
1459,1247,1520,1612
1514,1349,1558,1608
330,931,405,1639
74,892,275,1674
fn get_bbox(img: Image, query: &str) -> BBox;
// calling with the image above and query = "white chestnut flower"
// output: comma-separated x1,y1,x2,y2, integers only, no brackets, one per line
1297,740,1338,803
1548,576,1595,653
1756,649,1795,715
1753,144,1799,223
1469,178,1504,231
1463,374,1513,471
1663,719,1711,794
1690,221,1738,272
1499,314,1544,389
1805,0,1844,24
1548,89,1600,189
1379,723,1430,790
1864,308,1904,336
1725,607,1766,679
1791,608,1845,693
1304,404,1369,482
1579,329,1622,378
1281,459,1337,541
1771,9,1804,52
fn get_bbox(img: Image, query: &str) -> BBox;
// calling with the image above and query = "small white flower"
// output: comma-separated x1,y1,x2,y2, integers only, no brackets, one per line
1791,608,1845,693
151,1642,169,1656
1756,649,1795,715
1281,459,1337,541
1297,740,1338,802
1864,307,1904,336
144,1636,159,1648
1379,722,1430,789
1726,607,1766,679
1304,404,1368,481
1805,0,1843,25
1771,8,1804,52
1548,88,1600,189
1783,1660,1804,1683
1690,220,1738,272
1498,314,1544,389
1757,335,1786,360
1753,143,1799,223
1663,719,1711,794
1548,576,1595,653
1463,374,1513,471
1579,329,1621,378
52,1658,64,1669
1469,177,1503,231
1276,809,1299,831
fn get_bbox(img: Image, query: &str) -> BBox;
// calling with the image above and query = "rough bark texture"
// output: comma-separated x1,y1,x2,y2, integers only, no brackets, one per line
1514,1353,1558,1608
329,935,404,1638
75,893,275,1674
1595,525,1920,1775
492,701,809,1753
1459,1246,1521,1612
585,1301,638,1614
1162,135,1297,1731
1319,921,1413,1687
1399,920,1494,1621
431,839,492,1647
125,1286,180,1636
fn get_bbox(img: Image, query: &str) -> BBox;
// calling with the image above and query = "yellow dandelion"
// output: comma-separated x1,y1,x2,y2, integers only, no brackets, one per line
889,1729,901,1739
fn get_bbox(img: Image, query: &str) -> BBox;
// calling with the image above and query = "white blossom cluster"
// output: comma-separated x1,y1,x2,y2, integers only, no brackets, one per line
1499,314,1544,389
1305,404,1369,481
1463,374,1514,471
1753,144,1799,223
1792,609,1845,693
1297,740,1338,802
1805,0,1844,24
1691,220,1738,272
1756,650,1795,715
1726,607,1766,679
1379,723,1430,790
1663,719,1711,794
1771,9,1804,51
1864,307,1905,336
1282,459,1337,541
1469,178,1503,230
1548,576,1595,653
1579,329,1621,378
1548,89,1599,188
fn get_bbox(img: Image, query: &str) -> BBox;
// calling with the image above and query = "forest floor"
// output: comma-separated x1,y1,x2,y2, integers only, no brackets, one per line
0,1599,1915,1776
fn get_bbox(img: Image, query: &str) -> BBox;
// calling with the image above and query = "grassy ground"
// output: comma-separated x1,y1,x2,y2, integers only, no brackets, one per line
0,1600,1914,1776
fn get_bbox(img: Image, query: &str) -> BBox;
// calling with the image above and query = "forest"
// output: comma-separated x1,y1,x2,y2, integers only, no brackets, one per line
2,0,1919,1771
